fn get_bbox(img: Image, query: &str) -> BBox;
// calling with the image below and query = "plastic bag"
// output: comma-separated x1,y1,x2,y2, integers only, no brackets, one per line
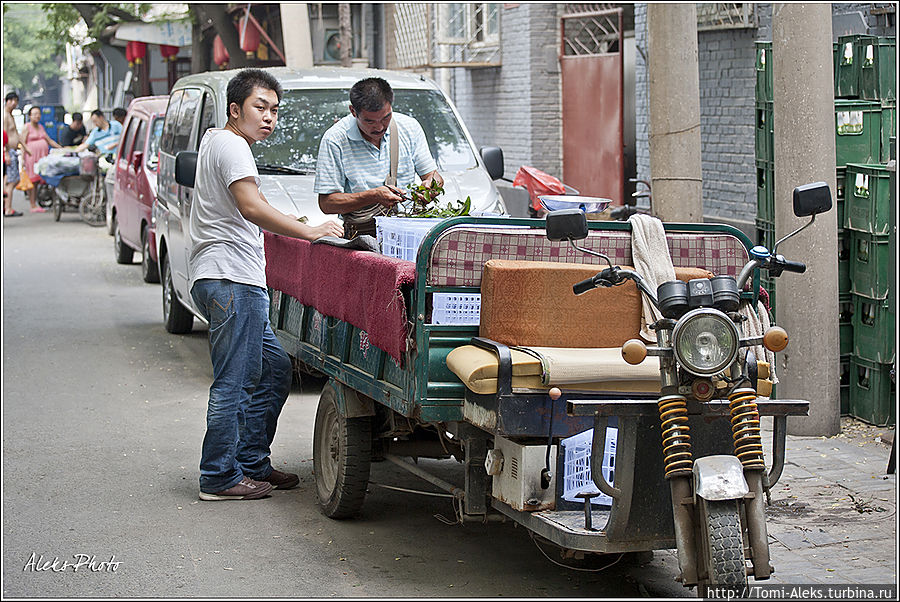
512,166,567,212
15,169,33,191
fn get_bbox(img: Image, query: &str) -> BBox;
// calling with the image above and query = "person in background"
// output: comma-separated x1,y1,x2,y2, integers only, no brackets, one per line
20,105,62,213
314,77,443,238
59,112,88,147
112,108,127,126
4,91,23,217
189,68,342,501
75,109,122,155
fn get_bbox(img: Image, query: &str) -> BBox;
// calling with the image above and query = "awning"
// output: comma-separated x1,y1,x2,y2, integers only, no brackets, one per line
114,20,191,47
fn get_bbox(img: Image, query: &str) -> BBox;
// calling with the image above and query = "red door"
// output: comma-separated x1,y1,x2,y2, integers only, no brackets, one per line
560,8,624,205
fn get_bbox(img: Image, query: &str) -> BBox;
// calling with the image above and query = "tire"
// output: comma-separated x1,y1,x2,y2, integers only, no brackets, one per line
79,182,106,227
36,184,53,208
141,224,160,283
700,500,748,592
52,194,62,222
313,382,371,519
161,254,194,334
113,215,134,264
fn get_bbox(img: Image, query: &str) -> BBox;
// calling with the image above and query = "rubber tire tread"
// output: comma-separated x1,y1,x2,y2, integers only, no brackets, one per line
141,225,160,283
162,255,194,334
114,216,134,264
314,383,371,519
704,500,748,587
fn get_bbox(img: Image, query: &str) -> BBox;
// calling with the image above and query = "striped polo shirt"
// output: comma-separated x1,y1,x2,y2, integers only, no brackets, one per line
313,112,437,195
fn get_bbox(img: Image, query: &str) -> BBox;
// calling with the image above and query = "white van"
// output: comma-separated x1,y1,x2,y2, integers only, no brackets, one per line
154,67,507,333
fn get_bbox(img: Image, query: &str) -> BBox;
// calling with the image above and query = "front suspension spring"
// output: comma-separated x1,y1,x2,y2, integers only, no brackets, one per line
729,386,766,470
657,394,693,479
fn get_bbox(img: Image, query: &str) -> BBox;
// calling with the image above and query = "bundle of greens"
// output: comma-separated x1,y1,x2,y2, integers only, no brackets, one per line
394,180,471,218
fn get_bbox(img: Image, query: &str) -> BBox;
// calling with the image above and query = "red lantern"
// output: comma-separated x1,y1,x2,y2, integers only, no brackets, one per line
237,15,260,57
132,41,147,65
126,41,135,67
160,44,179,62
213,35,229,68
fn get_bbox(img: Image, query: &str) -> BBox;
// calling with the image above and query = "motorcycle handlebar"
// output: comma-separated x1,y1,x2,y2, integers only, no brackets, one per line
779,258,807,274
573,276,598,295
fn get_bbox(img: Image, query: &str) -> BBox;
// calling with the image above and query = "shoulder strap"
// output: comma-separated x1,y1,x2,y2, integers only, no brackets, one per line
386,117,399,187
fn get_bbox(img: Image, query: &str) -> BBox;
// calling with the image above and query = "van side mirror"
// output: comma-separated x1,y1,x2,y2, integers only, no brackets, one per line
479,146,504,181
792,182,831,217
175,151,198,188
546,208,588,241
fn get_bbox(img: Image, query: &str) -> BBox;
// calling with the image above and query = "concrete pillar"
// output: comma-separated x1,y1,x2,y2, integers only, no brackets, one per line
646,4,703,222
772,4,840,436
281,4,313,69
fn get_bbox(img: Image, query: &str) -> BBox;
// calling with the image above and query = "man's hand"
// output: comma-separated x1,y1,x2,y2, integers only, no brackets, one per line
372,185,404,208
421,170,444,190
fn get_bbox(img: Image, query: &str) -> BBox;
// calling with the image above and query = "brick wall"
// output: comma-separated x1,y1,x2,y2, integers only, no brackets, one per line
448,3,562,180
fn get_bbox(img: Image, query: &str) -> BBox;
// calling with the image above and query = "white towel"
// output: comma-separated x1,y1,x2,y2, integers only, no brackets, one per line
628,214,676,342
739,299,778,389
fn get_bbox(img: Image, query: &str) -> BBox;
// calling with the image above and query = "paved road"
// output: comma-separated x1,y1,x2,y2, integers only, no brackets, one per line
2,206,687,597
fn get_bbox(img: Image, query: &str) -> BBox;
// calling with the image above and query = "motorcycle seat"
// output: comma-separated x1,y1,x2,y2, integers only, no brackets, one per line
446,343,661,395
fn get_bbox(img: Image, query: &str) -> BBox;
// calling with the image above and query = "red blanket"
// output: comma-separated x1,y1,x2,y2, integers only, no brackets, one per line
264,233,417,362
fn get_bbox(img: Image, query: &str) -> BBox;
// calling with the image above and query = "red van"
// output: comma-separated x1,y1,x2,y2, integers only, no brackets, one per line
111,96,168,283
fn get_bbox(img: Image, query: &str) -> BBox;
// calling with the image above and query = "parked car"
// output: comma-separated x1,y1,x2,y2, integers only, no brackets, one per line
154,66,508,333
110,95,168,283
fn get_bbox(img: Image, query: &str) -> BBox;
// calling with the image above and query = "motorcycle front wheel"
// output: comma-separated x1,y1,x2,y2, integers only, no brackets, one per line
698,499,748,594
79,182,106,227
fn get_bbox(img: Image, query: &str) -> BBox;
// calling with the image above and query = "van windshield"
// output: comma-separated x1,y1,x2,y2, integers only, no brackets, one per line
252,88,477,173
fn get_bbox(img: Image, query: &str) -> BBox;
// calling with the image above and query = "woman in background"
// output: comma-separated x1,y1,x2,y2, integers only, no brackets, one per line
20,106,62,213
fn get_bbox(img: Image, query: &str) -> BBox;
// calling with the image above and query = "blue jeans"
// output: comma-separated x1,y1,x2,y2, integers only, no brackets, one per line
191,279,292,493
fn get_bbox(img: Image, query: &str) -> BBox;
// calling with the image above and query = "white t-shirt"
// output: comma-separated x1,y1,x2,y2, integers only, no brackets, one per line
188,128,266,291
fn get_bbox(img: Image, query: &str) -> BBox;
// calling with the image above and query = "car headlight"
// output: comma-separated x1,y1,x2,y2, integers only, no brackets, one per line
671,308,739,377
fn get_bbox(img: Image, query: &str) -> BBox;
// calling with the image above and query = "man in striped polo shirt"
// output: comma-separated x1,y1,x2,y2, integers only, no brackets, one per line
314,77,442,238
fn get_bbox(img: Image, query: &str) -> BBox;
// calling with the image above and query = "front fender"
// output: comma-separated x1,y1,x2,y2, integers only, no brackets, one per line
693,455,749,501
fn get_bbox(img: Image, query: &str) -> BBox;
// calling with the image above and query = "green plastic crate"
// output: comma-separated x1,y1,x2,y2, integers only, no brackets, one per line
835,100,883,167
859,37,896,102
848,355,896,426
838,232,851,294
849,230,891,298
756,160,774,223
840,353,851,415
840,322,854,355
837,35,874,98
755,42,773,103
755,217,775,249
852,293,895,364
836,166,847,203
755,102,774,162
844,163,891,235
880,103,895,163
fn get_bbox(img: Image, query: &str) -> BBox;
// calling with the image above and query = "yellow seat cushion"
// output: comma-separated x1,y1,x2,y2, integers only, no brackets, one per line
446,344,661,395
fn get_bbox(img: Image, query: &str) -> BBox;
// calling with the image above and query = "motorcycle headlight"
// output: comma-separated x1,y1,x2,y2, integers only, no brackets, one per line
671,308,739,377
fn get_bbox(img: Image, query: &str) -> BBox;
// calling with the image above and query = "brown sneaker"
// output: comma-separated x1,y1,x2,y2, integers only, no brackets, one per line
199,477,273,501
260,469,300,490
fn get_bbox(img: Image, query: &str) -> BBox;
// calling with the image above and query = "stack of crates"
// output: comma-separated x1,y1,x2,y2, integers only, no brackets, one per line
754,36,896,425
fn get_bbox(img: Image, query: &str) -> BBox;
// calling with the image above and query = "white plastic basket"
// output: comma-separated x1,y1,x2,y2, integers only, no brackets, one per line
561,427,617,507
432,293,482,325
375,217,444,262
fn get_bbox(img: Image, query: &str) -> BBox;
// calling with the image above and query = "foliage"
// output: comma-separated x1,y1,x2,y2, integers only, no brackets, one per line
39,3,153,53
2,4,63,94
395,180,472,218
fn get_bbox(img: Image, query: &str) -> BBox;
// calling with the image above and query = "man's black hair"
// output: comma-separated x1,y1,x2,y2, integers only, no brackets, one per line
226,68,283,114
113,108,127,120
72,112,83,122
5,91,19,102
91,109,104,118
349,78,393,113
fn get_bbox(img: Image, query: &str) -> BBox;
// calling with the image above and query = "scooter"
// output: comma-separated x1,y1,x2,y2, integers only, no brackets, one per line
547,181,831,593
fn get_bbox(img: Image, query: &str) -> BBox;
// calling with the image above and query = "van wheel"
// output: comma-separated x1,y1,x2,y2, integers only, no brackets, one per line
313,381,371,519
162,254,193,334
113,215,134,264
141,225,160,283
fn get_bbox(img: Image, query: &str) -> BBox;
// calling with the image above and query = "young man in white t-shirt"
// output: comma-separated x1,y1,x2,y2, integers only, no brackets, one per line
190,69,342,501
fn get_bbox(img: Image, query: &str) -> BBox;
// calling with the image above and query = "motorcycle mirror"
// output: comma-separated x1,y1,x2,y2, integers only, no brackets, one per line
792,181,831,217
546,209,588,241
175,151,198,188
